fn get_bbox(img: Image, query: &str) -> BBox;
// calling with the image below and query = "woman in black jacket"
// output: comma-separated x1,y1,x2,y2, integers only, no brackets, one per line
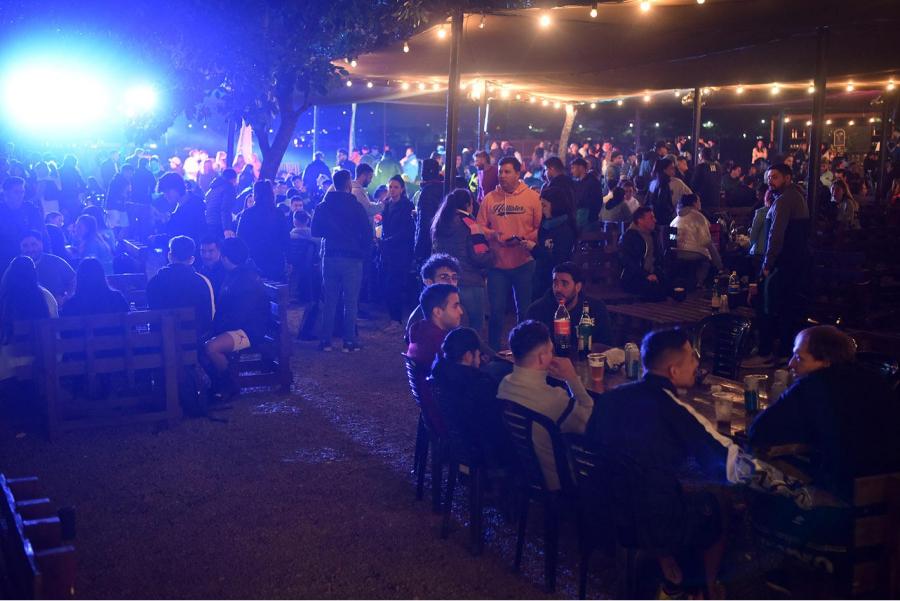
532,185,577,301
380,175,415,331
60,258,129,317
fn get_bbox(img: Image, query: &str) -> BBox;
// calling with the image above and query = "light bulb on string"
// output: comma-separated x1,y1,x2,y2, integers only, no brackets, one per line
590,103,597,109
808,84,815,94
346,80,353,87
888,79,896,91
418,82,426,91
554,102,561,109
640,0,651,12
771,83,780,95
643,93,651,103
616,99,623,106
350,59,357,68
366,81,373,88
403,41,410,53
736,85,745,94
826,119,832,125
806,120,812,126
848,120,855,126
437,25,447,39
590,1,598,17
431,83,440,91
529,96,536,104
539,11,551,28
846,81,854,92
479,13,485,29
500,88,510,99
869,117,876,123
697,0,705,4
541,99,549,107
401,82,410,90
674,89,680,97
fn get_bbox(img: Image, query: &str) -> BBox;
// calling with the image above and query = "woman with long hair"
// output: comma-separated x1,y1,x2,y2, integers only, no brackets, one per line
60,258,129,317
0,256,57,381
380,175,415,332
431,188,492,334
532,185,577,300
831,179,860,230
74,214,114,274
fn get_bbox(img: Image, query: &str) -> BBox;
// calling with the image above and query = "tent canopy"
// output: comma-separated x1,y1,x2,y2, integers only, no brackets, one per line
317,0,900,110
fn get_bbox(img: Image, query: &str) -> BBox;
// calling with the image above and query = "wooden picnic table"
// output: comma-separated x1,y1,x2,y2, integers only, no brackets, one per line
605,294,754,345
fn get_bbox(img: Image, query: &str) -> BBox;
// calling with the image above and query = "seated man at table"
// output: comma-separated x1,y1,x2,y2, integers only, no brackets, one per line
586,328,742,598
525,261,611,349
749,326,900,502
147,235,215,338
406,283,463,371
669,194,723,288
198,236,228,294
619,207,668,301
498,320,594,491
431,327,510,466
404,253,460,342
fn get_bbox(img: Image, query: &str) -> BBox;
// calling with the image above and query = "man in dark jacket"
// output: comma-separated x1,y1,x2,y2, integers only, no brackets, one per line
159,173,205,248
147,235,215,338
619,207,667,300
204,237,270,376
236,180,289,281
310,169,372,352
750,326,900,501
571,157,606,229
586,328,737,598
204,168,238,238
198,236,228,294
690,148,722,209
131,157,157,206
413,158,444,265
525,261,611,350
302,151,331,199
541,156,576,213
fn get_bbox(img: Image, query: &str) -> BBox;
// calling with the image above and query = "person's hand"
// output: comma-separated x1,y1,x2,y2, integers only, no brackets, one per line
224,229,235,238
548,357,577,381
647,274,659,283
521,239,536,251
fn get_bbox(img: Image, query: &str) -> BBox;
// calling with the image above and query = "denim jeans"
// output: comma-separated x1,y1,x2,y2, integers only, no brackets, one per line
487,261,535,350
320,256,363,344
458,284,486,337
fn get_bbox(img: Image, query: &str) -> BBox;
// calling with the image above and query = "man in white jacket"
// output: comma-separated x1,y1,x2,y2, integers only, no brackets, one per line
669,194,723,287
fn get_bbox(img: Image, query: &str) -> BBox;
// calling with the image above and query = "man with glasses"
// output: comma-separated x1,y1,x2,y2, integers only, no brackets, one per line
404,253,460,342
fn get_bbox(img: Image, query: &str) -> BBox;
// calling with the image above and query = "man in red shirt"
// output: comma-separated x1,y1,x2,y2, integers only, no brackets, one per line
406,283,464,371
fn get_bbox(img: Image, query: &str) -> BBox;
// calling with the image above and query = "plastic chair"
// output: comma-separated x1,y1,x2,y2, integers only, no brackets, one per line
501,399,573,593
693,313,754,380
402,354,445,511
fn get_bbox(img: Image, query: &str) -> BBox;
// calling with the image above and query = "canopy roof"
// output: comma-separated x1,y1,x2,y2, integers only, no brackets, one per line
319,0,900,111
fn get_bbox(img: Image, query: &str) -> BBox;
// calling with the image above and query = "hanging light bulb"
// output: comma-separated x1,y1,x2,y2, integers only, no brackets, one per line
554,101,561,109
401,82,410,90
806,120,812,126
697,0,705,4
500,88,510,99
736,85,745,94
784,116,790,123
640,0,651,12
846,81,854,92
848,120,855,126
590,1,598,17
539,10,551,28
431,82,440,91
350,59,357,68
771,83,780,95
346,80,353,87
366,81,373,89
643,93,651,103
826,119,832,125
702,87,710,96
808,84,815,94
479,13,486,29
515,93,522,100
403,41,410,53
869,117,876,123
541,99,549,107
617,99,624,106
590,103,597,109
887,79,896,91
437,25,447,39
674,89,680,97
418,82,426,91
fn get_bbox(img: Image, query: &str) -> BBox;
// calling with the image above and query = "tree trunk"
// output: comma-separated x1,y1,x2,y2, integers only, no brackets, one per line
559,104,577,156
259,109,301,180
348,103,358,152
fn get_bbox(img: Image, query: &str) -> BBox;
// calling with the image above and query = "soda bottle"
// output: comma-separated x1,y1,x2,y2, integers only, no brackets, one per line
710,291,721,312
577,302,593,359
554,300,572,356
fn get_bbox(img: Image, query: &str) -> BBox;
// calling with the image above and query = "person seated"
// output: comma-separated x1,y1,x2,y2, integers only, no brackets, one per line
60,258,129,317
404,253,461,341
619,207,668,301
146,236,215,338
0,256,58,382
599,187,633,223
526,261,611,349
20,230,75,307
406,283,463,372
727,175,758,207
749,326,900,502
586,328,741,599
197,236,227,294
204,238,271,393
431,327,510,466
497,320,594,491
288,210,321,304
669,194,724,288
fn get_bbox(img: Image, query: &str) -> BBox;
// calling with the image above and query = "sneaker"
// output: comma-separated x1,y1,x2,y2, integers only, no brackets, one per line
741,354,775,368
318,341,334,352
342,342,362,353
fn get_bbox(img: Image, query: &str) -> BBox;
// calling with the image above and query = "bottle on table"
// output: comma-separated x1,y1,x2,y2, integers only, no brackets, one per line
554,300,572,357
624,342,640,379
711,291,721,313
727,270,740,308
577,301,593,359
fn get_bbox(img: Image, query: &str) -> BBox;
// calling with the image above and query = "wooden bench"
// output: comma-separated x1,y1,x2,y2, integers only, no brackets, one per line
10,309,199,439
0,474,76,599
106,273,149,310
228,282,292,393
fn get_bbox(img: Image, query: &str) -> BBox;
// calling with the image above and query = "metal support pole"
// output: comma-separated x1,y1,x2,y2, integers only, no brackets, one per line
312,106,319,156
777,109,785,155
444,8,463,195
692,87,702,164
477,88,488,151
807,26,828,227
877,92,896,200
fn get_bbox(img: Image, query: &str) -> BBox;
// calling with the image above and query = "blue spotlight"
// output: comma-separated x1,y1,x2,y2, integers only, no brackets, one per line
123,84,158,116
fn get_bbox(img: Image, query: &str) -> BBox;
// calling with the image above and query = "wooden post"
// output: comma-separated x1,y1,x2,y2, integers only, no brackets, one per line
312,105,319,156
444,8,463,195
348,102,358,154
692,87,702,163
777,109,786,155
477,85,488,151
807,26,828,226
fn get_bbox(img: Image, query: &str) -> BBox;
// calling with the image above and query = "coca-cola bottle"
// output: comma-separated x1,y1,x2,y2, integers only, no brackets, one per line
553,300,572,357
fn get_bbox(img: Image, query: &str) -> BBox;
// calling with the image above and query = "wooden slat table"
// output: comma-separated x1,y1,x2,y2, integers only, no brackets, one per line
606,294,754,345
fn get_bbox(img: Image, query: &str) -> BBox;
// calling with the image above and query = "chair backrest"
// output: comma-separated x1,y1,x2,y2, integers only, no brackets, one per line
501,399,572,493
849,472,900,597
402,354,445,436
430,377,480,461
693,313,754,379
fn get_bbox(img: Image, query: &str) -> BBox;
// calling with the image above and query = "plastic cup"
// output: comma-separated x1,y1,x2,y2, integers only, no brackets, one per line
713,392,732,432
588,352,606,383
673,287,686,302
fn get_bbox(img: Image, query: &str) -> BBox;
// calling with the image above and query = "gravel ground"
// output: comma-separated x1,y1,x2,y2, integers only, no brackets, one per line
0,306,613,600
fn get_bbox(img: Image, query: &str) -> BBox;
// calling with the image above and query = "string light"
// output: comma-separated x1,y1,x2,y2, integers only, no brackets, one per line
806,120,812,126
364,81,372,88
848,120,855,126
479,13,486,29
869,117,876,123
702,87,710,96
418,82,426,91
674,89,680,97
640,0,651,12
760,119,766,124
539,11,551,28
628,122,634,128
826,119,832,125
654,122,660,128
846,81,854,92
808,84,815,94
401,82,410,90
616,99,623,106
515,93,522,100
736,85,745,94
350,60,357,68
437,25,447,39
500,88,510,99
784,117,790,123
403,41,410,53
553,101,561,109
541,99,549,106
771,83,780,95
346,80,353,87
590,1,598,17
643,93,651,103
888,79,896,91
697,0,705,4
590,103,597,109
431,82,439,91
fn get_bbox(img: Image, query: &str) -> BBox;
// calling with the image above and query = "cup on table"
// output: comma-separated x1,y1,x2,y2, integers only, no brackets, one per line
587,352,606,383
712,392,733,432
673,287,686,302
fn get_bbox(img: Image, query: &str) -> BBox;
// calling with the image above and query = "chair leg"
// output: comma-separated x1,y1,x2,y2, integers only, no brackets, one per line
468,466,483,556
413,414,426,473
543,494,559,593
514,492,529,573
414,417,428,501
430,441,443,514
441,462,457,539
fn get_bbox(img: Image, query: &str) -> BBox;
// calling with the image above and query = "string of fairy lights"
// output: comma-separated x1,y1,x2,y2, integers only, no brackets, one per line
338,1,897,129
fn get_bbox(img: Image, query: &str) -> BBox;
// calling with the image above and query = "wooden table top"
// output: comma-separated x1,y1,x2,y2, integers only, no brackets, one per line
605,294,753,327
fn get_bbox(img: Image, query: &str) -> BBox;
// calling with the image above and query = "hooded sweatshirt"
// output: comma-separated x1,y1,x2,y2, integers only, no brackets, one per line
476,181,542,270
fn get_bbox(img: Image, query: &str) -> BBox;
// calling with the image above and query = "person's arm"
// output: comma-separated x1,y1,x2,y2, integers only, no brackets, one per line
310,203,327,239
762,201,788,272
748,386,808,452
548,358,594,433
748,209,764,252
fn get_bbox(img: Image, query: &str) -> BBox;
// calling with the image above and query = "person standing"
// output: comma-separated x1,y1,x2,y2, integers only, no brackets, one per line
413,158,443,266
474,151,499,205
380,175,415,333
204,168,238,238
302,152,330,199
476,157,542,350
532,186,577,301
310,169,372,352
236,180,289,281
571,157,606,229
691,148,722,210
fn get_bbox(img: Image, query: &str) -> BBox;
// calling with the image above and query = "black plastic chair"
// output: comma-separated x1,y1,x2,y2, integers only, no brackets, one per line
402,354,445,512
693,313,754,380
501,399,573,593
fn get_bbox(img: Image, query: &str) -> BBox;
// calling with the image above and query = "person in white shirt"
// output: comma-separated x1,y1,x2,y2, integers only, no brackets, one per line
669,194,723,287
350,163,383,234
497,320,594,491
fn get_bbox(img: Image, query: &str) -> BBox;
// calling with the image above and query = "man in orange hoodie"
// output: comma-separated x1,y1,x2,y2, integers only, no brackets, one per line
476,156,542,350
